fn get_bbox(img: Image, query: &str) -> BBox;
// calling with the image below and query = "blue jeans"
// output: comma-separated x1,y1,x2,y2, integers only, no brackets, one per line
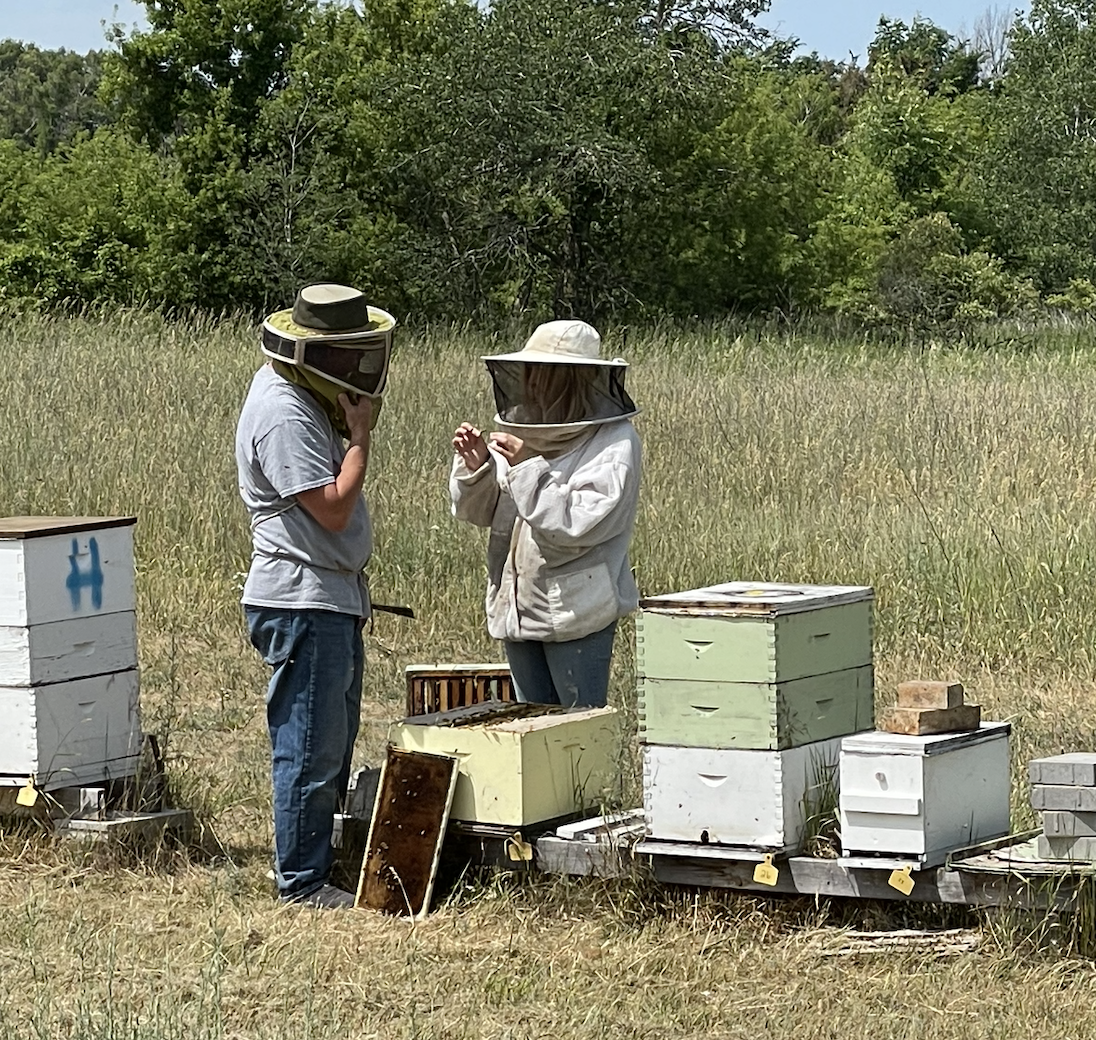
245,607,364,901
503,622,617,708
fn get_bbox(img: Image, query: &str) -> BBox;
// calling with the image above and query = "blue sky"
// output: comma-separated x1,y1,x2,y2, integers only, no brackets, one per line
1,1,1028,61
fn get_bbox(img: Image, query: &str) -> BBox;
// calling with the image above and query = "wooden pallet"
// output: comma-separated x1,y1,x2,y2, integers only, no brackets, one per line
529,814,1090,910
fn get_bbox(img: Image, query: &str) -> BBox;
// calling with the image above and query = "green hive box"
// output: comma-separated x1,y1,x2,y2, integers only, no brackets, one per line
637,582,874,750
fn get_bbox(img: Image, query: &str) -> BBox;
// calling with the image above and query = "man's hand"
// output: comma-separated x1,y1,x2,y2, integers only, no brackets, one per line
453,422,490,470
339,393,374,446
489,431,528,465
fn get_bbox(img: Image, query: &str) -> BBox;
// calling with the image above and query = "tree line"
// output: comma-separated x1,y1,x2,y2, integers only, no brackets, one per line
1,0,1095,329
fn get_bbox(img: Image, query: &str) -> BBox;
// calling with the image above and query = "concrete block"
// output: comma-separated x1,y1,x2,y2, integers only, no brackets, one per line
1031,785,1096,811
1037,833,1096,862
1043,810,1096,838
1029,753,1096,787
896,681,965,709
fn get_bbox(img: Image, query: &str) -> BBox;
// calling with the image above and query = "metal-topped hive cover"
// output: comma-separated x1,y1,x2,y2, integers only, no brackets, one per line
639,581,873,615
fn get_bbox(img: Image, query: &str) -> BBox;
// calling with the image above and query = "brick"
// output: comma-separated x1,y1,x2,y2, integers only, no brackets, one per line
1031,785,1096,812
877,704,981,736
1028,753,1096,787
896,681,965,709
1037,833,1096,862
1043,810,1096,838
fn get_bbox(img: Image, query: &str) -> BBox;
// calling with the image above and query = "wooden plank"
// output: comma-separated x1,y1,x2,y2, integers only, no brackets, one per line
55,809,192,842
356,747,458,918
536,835,640,878
640,849,1077,909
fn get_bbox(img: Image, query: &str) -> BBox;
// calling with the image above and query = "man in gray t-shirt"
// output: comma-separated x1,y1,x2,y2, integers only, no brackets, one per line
235,283,395,909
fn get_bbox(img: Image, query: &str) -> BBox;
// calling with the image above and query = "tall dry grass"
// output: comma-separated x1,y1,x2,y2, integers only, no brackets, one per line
3,311,1096,1036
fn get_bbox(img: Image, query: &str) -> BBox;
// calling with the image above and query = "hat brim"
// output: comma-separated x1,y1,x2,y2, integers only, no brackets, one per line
481,349,626,366
265,305,396,339
495,410,641,431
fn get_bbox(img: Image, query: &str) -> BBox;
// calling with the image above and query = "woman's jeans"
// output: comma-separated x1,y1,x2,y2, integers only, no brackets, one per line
245,607,363,901
503,621,617,708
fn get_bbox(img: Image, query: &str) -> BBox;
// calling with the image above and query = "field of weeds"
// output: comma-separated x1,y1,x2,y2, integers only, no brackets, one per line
3,311,1096,1037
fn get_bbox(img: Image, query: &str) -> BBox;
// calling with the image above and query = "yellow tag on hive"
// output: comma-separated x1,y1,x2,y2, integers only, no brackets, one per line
888,865,915,896
507,832,533,862
16,779,38,807
753,854,779,887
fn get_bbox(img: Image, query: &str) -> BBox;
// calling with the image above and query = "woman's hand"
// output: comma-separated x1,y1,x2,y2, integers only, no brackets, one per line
489,432,529,465
453,422,490,471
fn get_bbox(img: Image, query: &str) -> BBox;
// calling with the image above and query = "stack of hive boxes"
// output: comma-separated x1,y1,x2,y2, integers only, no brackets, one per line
0,517,143,791
637,582,875,854
1030,753,1096,861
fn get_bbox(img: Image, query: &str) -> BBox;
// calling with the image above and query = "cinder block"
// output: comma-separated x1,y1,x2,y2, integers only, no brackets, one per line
878,704,980,736
1043,810,1096,838
1037,833,1096,862
1031,785,1096,812
896,681,965,709
1028,753,1096,787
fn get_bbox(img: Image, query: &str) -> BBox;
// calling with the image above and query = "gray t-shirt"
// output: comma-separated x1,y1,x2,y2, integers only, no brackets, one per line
235,364,372,616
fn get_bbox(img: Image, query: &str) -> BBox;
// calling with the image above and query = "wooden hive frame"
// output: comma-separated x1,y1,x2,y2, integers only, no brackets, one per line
404,664,514,716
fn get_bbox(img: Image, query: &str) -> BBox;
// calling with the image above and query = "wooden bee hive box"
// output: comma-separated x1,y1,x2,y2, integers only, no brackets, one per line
0,517,142,789
637,581,874,750
389,705,619,827
642,735,843,853
839,722,1011,866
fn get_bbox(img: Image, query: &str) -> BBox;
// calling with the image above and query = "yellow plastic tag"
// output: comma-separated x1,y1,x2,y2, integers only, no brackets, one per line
888,865,915,896
16,779,38,807
506,832,533,862
753,854,779,887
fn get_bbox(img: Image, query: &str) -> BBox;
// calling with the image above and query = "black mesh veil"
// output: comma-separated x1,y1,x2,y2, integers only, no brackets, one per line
261,325,391,397
485,360,637,425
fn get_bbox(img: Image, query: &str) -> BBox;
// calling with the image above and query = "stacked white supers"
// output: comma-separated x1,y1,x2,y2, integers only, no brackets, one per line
1030,753,1096,861
637,582,875,854
0,517,143,790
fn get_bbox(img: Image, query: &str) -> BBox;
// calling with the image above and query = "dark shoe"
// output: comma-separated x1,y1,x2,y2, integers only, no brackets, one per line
290,884,356,909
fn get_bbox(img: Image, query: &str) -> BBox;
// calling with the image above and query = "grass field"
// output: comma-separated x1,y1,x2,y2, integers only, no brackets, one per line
4,311,1096,1037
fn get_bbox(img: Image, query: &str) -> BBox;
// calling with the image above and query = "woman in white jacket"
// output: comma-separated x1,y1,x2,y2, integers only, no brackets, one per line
450,320,641,708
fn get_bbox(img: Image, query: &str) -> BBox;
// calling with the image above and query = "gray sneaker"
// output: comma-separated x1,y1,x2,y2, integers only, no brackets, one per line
291,884,356,909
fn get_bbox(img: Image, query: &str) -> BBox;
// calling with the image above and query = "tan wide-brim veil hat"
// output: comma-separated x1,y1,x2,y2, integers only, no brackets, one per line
482,320,639,434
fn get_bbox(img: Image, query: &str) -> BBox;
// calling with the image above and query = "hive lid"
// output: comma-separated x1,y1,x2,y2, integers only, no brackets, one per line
639,581,873,616
840,720,1011,756
0,516,136,539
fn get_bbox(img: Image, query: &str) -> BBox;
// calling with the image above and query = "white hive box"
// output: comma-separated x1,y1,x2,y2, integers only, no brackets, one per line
0,517,136,626
642,736,843,853
0,517,142,788
0,670,142,787
389,706,619,827
839,722,1011,867
0,610,138,686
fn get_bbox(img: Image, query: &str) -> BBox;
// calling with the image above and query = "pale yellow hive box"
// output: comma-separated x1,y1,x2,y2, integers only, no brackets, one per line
388,706,619,827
